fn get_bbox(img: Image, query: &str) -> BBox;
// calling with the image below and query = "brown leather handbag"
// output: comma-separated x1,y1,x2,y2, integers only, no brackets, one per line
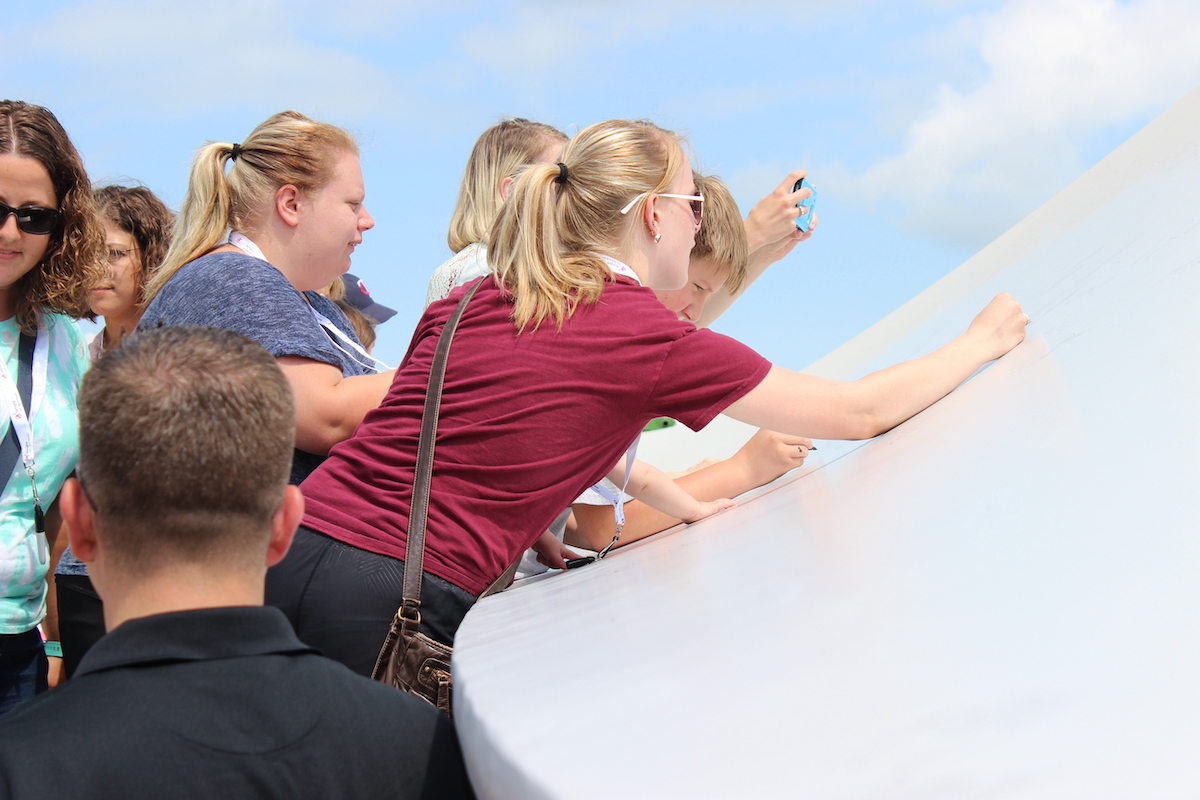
370,279,516,717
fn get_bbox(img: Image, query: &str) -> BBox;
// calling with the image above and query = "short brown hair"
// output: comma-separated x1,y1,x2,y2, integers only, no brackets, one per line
447,118,567,253
691,174,748,294
94,184,175,306
78,326,296,573
0,100,107,332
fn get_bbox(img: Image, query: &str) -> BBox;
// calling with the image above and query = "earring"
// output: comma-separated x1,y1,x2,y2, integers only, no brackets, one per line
654,233,662,244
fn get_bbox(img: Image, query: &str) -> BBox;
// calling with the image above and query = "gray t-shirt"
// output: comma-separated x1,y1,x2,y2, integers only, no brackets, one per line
139,251,373,484
58,252,376,578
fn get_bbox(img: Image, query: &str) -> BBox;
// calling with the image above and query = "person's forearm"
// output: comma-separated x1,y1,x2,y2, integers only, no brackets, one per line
727,336,996,440
848,335,994,433
42,499,66,642
567,458,765,551
42,501,66,687
566,501,674,551
282,361,396,455
621,463,703,523
699,225,808,328
725,294,1027,440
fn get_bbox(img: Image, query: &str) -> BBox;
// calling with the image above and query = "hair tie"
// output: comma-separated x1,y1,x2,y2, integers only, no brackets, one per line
555,162,569,184
230,143,242,161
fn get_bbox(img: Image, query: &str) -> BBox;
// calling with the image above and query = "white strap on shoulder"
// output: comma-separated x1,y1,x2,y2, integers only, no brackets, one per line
593,434,641,559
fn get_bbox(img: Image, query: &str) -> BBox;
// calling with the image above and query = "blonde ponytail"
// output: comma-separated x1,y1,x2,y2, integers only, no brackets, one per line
488,119,685,331
144,111,358,307
447,118,567,253
146,142,234,302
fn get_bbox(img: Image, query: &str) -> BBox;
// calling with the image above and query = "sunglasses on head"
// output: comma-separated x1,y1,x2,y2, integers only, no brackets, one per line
619,191,705,226
0,202,60,235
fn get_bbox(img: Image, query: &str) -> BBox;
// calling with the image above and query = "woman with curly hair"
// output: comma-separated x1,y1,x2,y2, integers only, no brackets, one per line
87,185,174,357
0,100,105,712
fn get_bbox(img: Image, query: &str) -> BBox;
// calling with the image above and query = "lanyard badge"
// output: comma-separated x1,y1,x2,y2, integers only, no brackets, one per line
1,328,49,543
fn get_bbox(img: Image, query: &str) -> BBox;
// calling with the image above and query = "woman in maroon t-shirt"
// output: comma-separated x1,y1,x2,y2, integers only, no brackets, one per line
266,119,1029,678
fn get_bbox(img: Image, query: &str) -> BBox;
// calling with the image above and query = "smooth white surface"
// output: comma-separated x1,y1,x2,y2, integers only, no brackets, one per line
453,85,1200,799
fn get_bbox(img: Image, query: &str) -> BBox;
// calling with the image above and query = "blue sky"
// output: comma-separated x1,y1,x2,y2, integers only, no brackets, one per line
4,0,1199,368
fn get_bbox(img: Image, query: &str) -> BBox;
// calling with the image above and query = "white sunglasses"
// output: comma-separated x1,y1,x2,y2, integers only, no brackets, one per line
619,191,704,225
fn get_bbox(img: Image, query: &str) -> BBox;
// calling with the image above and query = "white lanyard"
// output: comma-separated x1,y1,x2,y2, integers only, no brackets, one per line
0,326,50,551
598,254,642,285
587,255,642,553
592,434,641,559
229,231,389,374
310,308,389,374
228,230,268,263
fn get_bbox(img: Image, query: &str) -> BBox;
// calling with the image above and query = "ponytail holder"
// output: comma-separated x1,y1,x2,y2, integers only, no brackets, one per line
555,162,569,184
230,143,242,161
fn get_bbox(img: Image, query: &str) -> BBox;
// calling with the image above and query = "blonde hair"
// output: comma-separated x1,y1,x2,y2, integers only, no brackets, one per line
145,111,357,304
320,277,377,351
334,300,376,352
322,275,347,302
691,173,748,294
0,100,106,331
447,118,567,253
488,119,687,331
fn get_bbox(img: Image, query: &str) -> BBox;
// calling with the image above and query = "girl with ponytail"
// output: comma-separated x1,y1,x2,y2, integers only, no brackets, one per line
140,111,394,484
268,119,1028,679
424,117,567,307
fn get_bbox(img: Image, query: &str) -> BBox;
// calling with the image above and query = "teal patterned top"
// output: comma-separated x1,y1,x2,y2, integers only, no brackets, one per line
0,314,88,634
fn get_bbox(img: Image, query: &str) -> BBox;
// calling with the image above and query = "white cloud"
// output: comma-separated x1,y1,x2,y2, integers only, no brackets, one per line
285,0,453,39
454,0,834,87
841,0,1200,248
453,1,690,88
0,0,416,124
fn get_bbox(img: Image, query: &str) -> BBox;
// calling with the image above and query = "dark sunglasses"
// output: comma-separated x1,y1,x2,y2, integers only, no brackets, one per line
0,202,61,235
660,192,704,226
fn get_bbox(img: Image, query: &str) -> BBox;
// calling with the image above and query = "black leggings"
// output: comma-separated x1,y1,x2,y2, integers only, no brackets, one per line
265,526,476,677
55,574,106,679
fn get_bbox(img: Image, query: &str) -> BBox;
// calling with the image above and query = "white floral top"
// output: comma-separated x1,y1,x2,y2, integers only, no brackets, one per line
423,242,490,309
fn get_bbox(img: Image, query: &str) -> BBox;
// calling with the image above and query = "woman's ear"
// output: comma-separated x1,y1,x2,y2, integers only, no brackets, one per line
499,175,516,202
275,184,302,228
641,193,660,240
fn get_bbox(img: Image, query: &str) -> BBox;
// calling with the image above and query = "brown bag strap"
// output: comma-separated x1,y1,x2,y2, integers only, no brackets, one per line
401,279,485,623
479,559,520,600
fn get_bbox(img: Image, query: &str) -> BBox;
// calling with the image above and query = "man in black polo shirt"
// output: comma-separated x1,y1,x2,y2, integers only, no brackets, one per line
0,326,474,800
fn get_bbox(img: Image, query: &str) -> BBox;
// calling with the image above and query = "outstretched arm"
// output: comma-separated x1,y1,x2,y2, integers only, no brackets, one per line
699,169,816,328
724,293,1029,439
608,457,736,526
568,430,813,551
